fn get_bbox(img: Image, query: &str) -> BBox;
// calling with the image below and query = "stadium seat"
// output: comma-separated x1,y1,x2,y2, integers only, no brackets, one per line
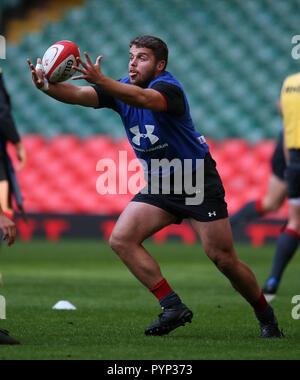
254,140,276,161
219,139,249,161
3,0,298,140
2,0,293,221
8,135,283,218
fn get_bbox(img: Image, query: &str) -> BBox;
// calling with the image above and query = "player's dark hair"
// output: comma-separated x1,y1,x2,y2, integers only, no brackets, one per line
130,35,168,70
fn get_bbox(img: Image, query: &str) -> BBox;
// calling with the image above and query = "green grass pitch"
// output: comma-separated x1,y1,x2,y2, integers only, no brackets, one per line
0,239,299,360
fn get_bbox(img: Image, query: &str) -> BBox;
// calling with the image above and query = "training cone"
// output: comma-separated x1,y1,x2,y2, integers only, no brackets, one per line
52,301,77,310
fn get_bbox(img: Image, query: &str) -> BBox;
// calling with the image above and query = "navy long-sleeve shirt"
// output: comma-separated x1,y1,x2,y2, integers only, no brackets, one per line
0,71,20,146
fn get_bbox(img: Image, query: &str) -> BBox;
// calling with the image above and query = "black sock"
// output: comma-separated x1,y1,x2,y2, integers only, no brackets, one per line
159,291,182,309
255,304,276,325
269,229,300,283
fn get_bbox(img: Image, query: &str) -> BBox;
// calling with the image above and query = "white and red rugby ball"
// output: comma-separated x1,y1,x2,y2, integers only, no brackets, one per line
42,40,80,83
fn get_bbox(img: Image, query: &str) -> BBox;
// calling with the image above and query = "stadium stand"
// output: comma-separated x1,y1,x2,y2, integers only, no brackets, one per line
6,135,288,218
3,0,300,139
1,0,296,218
5,0,85,44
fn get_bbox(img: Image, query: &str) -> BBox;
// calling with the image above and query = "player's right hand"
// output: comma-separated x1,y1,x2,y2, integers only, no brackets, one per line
27,58,45,90
0,213,16,247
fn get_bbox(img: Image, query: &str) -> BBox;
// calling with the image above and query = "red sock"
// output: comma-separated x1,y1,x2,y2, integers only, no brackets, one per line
284,228,300,241
150,278,173,300
250,291,269,313
254,199,264,215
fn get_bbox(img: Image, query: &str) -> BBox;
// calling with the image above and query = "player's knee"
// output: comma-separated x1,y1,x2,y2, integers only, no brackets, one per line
109,232,128,254
271,202,282,212
210,249,236,274
216,257,235,275
263,198,282,212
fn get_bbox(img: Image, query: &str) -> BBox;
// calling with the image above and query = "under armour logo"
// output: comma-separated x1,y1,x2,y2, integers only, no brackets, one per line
208,211,216,217
130,125,159,146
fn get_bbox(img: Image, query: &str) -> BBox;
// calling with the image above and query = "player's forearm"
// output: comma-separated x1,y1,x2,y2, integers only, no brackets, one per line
95,75,146,108
44,82,82,105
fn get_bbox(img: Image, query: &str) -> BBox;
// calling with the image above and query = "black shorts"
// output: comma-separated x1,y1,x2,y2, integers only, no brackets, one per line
0,153,8,181
132,153,228,223
271,131,287,181
285,149,300,199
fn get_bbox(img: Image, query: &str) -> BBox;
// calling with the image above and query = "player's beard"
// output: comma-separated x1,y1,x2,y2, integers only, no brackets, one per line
129,66,157,88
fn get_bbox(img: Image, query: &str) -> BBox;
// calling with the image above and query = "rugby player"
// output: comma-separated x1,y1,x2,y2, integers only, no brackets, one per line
262,73,300,295
230,130,287,227
0,69,26,225
231,101,287,227
0,68,21,345
27,36,283,338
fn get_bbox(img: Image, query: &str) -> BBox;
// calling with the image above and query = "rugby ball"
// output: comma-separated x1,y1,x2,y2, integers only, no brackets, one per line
42,41,80,83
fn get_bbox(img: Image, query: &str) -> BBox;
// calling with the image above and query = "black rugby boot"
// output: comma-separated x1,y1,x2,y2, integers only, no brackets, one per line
0,329,20,345
255,307,284,339
145,304,193,336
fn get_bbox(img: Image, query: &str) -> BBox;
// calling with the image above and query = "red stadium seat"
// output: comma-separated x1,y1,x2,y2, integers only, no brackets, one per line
235,152,261,173
254,140,276,162
218,139,249,161
50,135,81,156
20,134,46,151
12,135,288,220
83,135,116,159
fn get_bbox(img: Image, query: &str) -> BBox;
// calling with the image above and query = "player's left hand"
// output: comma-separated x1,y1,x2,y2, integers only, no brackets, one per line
72,52,103,84
27,58,46,90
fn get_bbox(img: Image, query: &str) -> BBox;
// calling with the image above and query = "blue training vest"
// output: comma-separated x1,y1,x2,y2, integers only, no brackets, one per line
113,71,209,175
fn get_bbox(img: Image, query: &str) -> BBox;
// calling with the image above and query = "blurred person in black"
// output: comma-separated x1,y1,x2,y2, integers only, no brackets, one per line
0,67,26,223
0,67,26,345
